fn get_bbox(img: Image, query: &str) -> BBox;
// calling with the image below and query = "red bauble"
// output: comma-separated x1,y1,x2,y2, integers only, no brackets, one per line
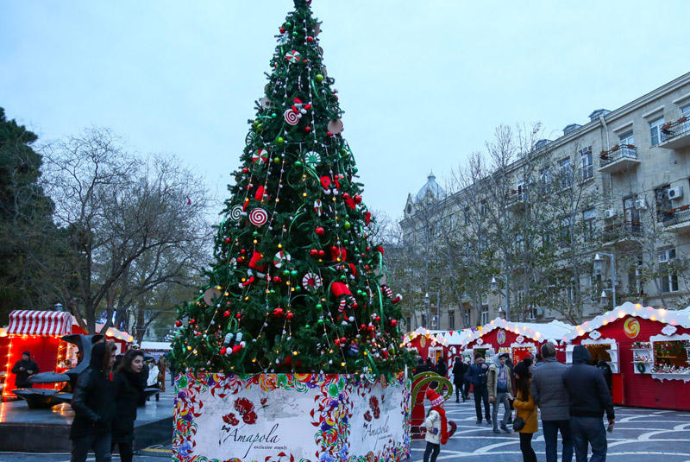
285,355,292,367
240,249,246,254
175,320,182,327
242,168,249,173
286,312,294,320
235,313,242,319
273,307,284,317
224,237,230,243
305,126,311,132
334,338,341,346
223,311,231,317
273,276,282,283
354,195,362,204
318,250,325,257
310,248,319,257
307,36,314,42
315,227,325,236
340,336,347,345
189,319,196,324
390,319,398,327
374,316,381,323
220,347,227,355
279,27,285,33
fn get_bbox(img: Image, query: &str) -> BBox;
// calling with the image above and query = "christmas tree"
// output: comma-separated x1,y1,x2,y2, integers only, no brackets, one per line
171,0,411,377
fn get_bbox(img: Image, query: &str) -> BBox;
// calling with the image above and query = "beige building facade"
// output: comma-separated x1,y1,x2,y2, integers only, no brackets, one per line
400,72,690,331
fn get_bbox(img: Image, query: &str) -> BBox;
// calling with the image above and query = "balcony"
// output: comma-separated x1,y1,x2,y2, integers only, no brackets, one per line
661,206,690,232
507,191,528,211
659,117,690,150
599,145,640,174
602,220,643,245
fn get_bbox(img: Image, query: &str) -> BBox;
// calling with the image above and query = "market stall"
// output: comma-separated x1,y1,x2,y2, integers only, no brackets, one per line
402,328,448,364
567,302,690,410
1,310,135,401
460,318,574,363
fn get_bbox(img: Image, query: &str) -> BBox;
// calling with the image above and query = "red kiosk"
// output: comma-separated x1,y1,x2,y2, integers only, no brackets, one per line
567,302,690,411
402,328,447,365
460,318,573,363
2,310,134,401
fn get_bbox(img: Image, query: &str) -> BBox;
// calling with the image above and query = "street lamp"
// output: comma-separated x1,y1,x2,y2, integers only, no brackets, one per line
423,291,440,329
490,275,509,320
594,252,616,308
54,303,63,312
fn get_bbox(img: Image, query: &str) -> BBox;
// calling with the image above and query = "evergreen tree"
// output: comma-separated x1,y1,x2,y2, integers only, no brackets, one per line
172,0,411,375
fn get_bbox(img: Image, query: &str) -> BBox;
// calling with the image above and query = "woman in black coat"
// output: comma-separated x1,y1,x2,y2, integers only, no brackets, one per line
70,341,117,462
112,350,145,462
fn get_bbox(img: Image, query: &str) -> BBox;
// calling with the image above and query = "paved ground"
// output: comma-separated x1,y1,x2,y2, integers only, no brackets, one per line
2,398,690,461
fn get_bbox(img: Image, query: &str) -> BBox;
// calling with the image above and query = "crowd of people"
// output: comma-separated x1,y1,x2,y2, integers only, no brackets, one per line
419,343,615,462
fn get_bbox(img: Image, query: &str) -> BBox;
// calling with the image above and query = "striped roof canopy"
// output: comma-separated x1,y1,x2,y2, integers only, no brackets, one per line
7,310,72,336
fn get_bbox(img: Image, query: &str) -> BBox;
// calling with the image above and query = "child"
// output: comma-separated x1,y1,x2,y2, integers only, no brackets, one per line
424,389,449,462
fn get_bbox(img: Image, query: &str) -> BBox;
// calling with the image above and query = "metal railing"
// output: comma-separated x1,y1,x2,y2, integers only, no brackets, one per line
602,220,642,242
600,145,638,167
662,117,690,141
662,207,690,227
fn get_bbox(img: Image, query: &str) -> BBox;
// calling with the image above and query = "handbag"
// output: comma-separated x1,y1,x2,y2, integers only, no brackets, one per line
513,407,535,432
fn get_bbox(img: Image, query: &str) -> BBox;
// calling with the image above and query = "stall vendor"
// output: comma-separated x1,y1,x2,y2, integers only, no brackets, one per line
12,351,39,388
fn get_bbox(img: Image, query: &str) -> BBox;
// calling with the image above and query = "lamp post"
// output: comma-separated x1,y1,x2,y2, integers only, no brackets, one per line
54,303,63,312
490,275,510,320
423,292,440,329
594,252,616,308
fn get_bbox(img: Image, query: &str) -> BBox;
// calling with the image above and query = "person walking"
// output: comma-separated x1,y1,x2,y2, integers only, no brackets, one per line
112,350,145,462
488,353,512,433
70,341,117,462
563,346,615,462
423,389,450,462
436,357,447,378
531,342,573,462
596,360,613,396
11,351,39,388
466,354,491,425
451,357,467,402
513,361,538,462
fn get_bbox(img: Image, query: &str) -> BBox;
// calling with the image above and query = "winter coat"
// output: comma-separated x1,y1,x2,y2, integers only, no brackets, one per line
11,358,39,387
513,381,538,434
562,346,615,420
530,357,570,421
451,361,466,385
70,343,116,439
424,410,443,445
487,358,513,398
436,360,447,377
112,370,144,443
465,362,489,388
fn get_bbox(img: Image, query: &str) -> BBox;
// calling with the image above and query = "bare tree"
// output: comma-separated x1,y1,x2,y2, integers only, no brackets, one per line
41,128,213,335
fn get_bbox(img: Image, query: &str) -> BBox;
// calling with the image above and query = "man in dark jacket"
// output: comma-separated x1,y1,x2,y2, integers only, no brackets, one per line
532,343,573,462
466,354,491,424
70,342,117,462
563,346,615,462
451,357,467,402
11,351,39,388
436,357,447,377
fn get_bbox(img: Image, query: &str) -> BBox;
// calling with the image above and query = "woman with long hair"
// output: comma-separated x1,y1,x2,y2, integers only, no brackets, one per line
112,349,145,462
513,360,538,462
70,340,117,462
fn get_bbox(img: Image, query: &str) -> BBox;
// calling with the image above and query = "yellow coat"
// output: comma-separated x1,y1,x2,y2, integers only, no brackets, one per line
513,385,538,434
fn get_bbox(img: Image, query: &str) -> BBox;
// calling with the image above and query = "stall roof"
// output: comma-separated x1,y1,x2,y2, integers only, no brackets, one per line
568,302,690,341
141,341,172,351
402,327,448,346
462,318,576,346
7,310,72,336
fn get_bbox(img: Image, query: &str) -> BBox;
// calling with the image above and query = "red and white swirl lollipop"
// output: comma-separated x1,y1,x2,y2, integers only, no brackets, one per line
284,109,300,125
302,272,323,292
249,208,268,227
252,148,269,163
285,50,301,61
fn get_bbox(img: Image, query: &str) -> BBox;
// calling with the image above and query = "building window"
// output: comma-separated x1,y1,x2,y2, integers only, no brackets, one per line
659,248,679,293
560,216,572,244
463,207,471,225
583,208,596,241
480,200,488,215
654,185,672,222
619,131,634,146
650,117,666,146
448,310,455,330
449,214,455,230
406,316,412,330
463,309,471,328
480,304,489,325
559,157,572,188
580,146,593,181
540,167,551,193
623,196,641,232
421,314,427,328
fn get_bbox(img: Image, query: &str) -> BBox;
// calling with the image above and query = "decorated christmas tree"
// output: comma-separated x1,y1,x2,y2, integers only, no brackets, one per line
171,0,412,377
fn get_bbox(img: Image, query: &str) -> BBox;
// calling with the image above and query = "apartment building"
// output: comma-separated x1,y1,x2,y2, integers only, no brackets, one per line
400,72,690,331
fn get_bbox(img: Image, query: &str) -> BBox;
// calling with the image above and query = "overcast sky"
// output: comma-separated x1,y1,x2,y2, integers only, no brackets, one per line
1,1,689,223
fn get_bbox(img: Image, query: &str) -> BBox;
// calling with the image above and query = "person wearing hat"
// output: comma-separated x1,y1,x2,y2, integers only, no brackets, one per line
424,388,450,462
513,360,538,462
12,351,39,388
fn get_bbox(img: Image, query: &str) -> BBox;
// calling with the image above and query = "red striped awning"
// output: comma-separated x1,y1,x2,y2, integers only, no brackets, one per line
7,310,72,336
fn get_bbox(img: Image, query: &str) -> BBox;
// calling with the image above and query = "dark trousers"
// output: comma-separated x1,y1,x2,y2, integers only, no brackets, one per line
519,432,537,462
542,419,573,462
113,441,134,462
423,441,440,462
570,416,607,462
463,380,470,399
473,386,490,422
454,382,463,401
71,434,112,462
